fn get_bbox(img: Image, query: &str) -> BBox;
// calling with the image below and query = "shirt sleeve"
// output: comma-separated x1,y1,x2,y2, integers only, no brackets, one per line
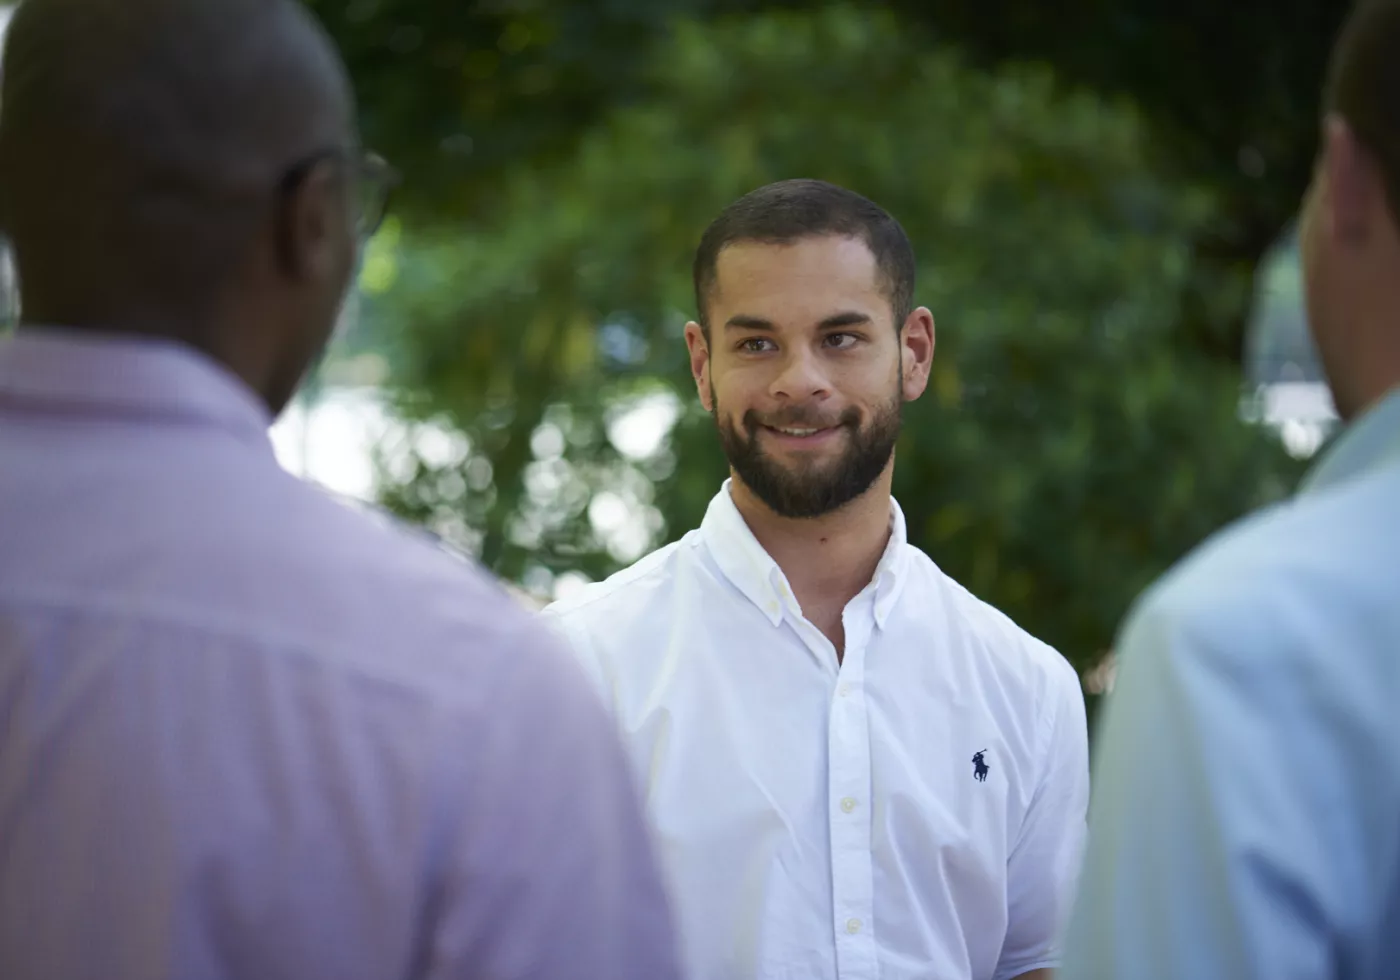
1058,586,1368,980
421,620,682,980
995,655,1091,980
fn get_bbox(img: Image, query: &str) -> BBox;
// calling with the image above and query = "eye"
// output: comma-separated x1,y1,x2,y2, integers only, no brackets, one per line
738,337,776,353
824,332,861,350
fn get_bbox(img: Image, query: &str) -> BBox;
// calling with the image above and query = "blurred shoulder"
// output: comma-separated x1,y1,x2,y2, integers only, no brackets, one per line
213,475,574,698
1123,466,1400,674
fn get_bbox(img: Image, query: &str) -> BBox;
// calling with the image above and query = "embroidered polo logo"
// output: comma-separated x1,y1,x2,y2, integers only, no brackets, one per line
972,750,989,782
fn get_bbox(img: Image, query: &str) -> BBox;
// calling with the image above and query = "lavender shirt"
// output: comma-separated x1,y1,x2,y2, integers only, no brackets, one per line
0,328,681,980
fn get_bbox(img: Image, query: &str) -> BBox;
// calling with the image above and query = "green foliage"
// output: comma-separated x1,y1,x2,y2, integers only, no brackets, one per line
366,6,1306,671
315,0,1345,370
308,0,753,219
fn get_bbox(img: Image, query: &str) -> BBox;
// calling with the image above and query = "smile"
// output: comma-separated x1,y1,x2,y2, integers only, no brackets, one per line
760,424,842,444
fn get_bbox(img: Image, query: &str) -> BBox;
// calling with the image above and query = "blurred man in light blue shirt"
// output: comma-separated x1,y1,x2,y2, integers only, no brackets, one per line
1062,2,1400,978
0,1,680,978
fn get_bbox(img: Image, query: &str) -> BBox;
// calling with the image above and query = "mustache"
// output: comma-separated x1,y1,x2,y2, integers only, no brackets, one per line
744,406,860,431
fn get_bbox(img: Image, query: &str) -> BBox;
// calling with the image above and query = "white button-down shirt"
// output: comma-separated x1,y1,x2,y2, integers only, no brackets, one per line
0,328,680,980
1061,386,1400,980
543,482,1089,980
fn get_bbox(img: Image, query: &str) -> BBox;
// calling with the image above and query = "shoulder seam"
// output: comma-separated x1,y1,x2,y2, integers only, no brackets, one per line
544,538,689,618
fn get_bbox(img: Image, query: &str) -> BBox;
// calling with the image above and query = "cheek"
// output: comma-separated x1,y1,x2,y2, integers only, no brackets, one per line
709,363,764,408
1299,225,1335,327
339,235,360,292
1298,185,1337,301
833,359,899,401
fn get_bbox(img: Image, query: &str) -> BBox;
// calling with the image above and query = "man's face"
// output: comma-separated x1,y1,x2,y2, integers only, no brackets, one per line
264,149,360,416
1299,147,1351,416
685,235,931,519
1297,116,1400,421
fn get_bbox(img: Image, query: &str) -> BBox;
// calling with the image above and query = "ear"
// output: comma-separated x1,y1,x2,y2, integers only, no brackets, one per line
899,306,935,402
684,320,714,412
1319,114,1386,247
276,159,353,282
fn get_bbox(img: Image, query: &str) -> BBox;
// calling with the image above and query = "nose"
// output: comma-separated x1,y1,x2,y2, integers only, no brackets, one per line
769,346,832,402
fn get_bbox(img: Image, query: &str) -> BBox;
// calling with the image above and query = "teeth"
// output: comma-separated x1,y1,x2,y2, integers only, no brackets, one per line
776,427,821,436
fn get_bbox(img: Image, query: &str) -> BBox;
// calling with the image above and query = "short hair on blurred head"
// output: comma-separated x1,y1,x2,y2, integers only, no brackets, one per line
0,0,352,320
692,179,916,333
1325,0,1400,229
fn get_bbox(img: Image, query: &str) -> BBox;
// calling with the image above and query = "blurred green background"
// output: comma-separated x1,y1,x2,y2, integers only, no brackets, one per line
232,2,1354,699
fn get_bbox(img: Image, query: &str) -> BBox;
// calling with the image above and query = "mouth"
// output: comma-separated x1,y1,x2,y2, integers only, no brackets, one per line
759,423,843,447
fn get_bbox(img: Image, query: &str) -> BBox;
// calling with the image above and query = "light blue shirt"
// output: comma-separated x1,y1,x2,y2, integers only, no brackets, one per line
0,328,682,980
1061,386,1400,979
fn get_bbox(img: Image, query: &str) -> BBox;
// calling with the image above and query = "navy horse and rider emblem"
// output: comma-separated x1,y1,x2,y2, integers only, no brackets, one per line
972,750,990,782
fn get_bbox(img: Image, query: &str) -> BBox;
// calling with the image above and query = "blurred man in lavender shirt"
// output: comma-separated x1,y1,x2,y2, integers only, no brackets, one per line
0,1,681,978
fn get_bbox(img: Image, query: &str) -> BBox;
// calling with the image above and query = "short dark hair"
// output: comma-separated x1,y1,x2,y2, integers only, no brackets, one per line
1325,0,1400,229
692,179,916,332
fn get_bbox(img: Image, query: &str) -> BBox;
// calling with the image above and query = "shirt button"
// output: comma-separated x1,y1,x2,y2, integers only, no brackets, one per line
846,918,862,934
838,684,851,697
840,797,857,813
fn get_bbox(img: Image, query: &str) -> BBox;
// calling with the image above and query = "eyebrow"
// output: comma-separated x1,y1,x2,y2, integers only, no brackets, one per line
723,311,873,331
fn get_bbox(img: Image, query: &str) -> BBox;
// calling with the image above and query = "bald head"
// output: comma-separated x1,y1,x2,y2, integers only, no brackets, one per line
0,0,362,410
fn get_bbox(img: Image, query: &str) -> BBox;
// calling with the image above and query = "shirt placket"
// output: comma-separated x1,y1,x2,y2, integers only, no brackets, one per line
828,605,878,980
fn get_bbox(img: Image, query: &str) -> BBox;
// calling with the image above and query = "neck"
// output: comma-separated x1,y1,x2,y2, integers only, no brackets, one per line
1333,275,1400,421
19,303,210,347
19,306,287,415
1342,351,1400,423
729,467,895,609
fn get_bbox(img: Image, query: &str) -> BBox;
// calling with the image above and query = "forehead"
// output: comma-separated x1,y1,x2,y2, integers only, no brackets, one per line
710,235,891,324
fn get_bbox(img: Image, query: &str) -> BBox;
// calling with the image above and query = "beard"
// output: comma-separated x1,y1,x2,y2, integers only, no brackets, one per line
713,387,902,519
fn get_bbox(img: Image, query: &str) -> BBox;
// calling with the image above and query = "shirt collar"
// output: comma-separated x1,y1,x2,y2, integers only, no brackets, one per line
700,478,910,629
1299,384,1400,497
0,326,273,444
